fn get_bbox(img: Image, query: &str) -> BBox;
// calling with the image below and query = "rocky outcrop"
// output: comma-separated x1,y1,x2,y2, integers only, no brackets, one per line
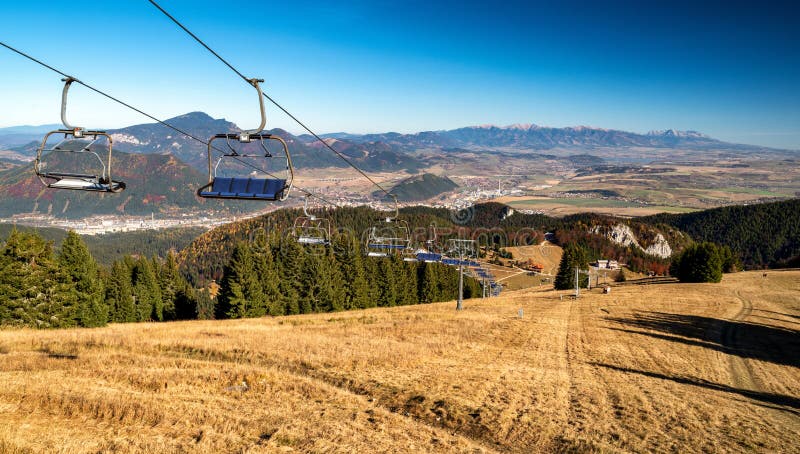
643,233,672,258
591,224,673,259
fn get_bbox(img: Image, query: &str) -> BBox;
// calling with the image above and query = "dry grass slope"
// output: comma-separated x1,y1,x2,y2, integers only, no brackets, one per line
0,270,798,453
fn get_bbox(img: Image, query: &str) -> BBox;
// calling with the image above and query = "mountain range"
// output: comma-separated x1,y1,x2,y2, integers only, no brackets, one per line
314,124,784,153
103,112,420,173
0,113,795,218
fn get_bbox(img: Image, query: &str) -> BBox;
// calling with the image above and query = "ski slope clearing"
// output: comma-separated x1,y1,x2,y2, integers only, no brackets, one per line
0,270,798,452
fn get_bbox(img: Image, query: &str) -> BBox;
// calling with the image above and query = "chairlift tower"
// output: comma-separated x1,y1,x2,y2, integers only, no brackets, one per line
448,239,476,310
574,267,591,298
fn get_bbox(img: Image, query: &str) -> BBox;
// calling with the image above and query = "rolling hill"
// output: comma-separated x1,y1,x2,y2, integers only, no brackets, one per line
383,173,459,202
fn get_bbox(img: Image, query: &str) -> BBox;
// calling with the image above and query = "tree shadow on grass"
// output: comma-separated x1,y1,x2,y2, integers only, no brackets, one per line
592,362,800,413
605,311,800,368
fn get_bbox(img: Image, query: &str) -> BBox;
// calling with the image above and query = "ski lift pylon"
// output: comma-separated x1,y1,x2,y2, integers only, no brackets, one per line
197,78,293,201
293,195,331,245
34,77,126,193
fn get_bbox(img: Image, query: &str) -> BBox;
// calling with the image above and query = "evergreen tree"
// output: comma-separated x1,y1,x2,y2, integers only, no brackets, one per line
297,249,341,313
718,245,741,273
131,257,162,321
376,257,399,307
333,234,370,310
273,234,303,315
217,242,263,318
0,230,80,328
399,261,418,306
106,260,136,323
670,242,724,283
58,231,107,327
555,243,590,290
158,252,183,321
253,232,283,316
419,262,440,303
361,255,380,308
194,287,215,320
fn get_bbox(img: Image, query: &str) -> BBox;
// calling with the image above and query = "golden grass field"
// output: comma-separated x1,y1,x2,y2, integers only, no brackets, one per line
0,270,798,453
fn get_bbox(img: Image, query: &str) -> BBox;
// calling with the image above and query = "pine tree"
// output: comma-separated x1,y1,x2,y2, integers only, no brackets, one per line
131,257,162,321
253,232,282,316
0,229,80,328
555,243,590,290
273,234,303,315
333,234,370,310
419,262,440,303
106,260,136,323
194,287,215,320
58,231,107,327
158,252,182,321
670,242,724,283
376,257,399,307
361,254,380,308
217,242,263,319
399,261,418,306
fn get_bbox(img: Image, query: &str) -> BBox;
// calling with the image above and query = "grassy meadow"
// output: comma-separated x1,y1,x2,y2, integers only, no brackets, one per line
0,270,798,453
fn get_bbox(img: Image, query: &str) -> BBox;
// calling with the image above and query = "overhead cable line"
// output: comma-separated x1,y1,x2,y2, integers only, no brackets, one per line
0,40,337,208
146,0,394,200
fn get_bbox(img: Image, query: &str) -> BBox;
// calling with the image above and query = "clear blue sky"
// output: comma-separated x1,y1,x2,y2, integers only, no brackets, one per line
1,0,798,149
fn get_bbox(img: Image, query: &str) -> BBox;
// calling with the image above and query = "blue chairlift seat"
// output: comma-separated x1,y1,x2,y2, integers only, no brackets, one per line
368,243,407,250
416,252,442,262
199,177,287,200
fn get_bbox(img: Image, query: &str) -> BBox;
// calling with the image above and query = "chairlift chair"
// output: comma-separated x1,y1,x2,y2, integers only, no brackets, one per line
365,195,412,258
293,195,331,245
197,78,293,201
34,77,125,193
416,251,443,263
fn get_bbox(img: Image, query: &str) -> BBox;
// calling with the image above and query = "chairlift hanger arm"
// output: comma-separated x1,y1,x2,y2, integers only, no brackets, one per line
242,78,266,137
60,77,81,132
303,195,316,220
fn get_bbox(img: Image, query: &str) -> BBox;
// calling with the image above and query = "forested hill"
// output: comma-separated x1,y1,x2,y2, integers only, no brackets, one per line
383,173,459,202
641,199,800,269
179,203,684,285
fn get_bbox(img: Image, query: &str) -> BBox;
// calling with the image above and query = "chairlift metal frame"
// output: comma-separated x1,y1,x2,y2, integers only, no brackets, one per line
34,77,125,193
293,195,331,245
197,78,293,201
365,195,412,258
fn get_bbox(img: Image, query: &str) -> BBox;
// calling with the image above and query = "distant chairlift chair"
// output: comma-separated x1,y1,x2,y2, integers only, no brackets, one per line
197,78,293,201
294,195,331,245
366,195,413,258
416,223,443,262
34,77,125,193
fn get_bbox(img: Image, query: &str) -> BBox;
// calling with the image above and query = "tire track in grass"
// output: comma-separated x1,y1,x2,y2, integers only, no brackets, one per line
723,290,756,391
